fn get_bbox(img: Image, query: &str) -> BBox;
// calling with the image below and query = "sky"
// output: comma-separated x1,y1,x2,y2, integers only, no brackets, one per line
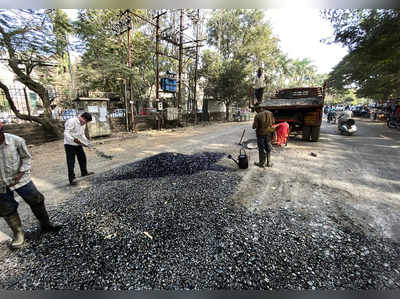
264,9,348,74
63,9,348,75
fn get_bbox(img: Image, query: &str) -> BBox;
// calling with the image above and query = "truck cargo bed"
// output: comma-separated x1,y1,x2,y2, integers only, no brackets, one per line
259,97,324,109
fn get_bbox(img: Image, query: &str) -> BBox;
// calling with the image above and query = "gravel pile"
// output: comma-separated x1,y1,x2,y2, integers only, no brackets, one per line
1,152,400,290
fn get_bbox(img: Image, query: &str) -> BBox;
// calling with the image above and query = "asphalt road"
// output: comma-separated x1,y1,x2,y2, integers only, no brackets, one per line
1,117,399,244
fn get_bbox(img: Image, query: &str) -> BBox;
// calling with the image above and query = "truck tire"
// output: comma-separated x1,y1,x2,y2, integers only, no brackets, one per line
311,126,320,142
303,126,311,141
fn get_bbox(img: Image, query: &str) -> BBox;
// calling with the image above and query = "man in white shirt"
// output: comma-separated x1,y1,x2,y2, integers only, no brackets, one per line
0,121,61,249
64,112,94,186
337,108,353,127
254,67,266,104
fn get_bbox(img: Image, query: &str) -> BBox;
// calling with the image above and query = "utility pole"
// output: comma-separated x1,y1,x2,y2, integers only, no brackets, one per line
114,9,135,132
127,13,135,131
156,14,160,104
193,9,200,125
178,9,183,125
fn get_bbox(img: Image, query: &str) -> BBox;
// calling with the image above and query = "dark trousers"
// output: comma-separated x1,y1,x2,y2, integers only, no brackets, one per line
0,181,44,217
64,144,88,183
257,135,272,165
255,88,264,103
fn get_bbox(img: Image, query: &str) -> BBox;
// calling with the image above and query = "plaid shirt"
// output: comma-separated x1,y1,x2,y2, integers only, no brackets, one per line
0,133,31,192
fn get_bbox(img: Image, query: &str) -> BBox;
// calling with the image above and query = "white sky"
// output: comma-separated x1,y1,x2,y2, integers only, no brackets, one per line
63,9,348,75
264,9,348,74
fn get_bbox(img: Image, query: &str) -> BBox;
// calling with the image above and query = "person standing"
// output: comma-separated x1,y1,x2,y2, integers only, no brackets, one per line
252,105,275,168
0,121,61,249
254,67,266,104
64,112,94,186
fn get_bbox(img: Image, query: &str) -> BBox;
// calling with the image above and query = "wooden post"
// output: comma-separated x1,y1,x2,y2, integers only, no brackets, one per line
23,88,32,122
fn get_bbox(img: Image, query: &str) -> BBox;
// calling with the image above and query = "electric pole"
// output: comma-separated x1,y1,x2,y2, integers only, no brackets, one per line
193,9,200,125
178,9,183,125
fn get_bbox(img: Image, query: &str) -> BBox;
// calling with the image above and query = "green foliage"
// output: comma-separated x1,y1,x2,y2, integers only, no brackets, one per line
323,9,400,101
73,9,156,102
202,9,325,117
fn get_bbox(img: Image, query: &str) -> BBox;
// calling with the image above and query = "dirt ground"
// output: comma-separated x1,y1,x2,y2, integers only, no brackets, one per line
1,117,400,244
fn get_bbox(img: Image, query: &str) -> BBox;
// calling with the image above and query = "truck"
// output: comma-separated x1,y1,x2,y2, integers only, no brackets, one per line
250,85,326,142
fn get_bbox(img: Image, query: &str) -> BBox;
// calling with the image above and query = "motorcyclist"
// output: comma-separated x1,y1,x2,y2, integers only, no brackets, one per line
337,107,352,128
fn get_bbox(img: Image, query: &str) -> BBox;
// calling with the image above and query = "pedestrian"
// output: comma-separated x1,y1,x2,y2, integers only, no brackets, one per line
252,105,275,168
64,112,94,186
254,67,266,104
0,121,61,249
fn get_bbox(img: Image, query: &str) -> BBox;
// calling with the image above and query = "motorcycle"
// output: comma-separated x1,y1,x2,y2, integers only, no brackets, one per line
387,115,400,129
338,118,357,136
327,111,337,124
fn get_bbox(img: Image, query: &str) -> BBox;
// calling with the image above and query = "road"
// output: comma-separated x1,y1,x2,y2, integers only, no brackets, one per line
1,117,400,243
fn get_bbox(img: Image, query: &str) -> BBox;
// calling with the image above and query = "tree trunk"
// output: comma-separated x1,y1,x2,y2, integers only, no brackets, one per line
0,81,63,138
202,98,209,121
0,27,64,139
226,102,231,121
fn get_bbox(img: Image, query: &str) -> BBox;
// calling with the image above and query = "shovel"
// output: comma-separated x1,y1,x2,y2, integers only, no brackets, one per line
87,144,113,160
78,139,114,160
238,129,246,145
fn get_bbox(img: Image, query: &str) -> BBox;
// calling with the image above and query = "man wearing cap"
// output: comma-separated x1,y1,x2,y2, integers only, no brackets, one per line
64,112,94,186
253,105,275,168
0,121,61,249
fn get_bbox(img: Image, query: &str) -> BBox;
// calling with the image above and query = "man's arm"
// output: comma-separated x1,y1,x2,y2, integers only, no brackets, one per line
252,114,258,129
64,118,76,142
16,138,31,173
9,138,31,187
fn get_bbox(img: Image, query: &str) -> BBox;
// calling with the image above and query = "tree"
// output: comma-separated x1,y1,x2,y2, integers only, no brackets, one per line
203,9,282,118
0,9,72,137
200,49,250,120
322,9,400,100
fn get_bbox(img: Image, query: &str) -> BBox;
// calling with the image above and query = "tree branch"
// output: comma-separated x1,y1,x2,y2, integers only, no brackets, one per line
0,80,42,123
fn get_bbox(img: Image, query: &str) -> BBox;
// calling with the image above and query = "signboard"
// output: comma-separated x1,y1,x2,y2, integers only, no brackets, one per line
88,105,99,113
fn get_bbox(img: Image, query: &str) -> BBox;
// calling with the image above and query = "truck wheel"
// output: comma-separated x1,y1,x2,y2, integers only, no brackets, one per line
303,126,311,141
311,126,320,142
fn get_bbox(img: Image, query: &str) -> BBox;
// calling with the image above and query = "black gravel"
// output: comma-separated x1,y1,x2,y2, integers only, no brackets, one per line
1,152,400,290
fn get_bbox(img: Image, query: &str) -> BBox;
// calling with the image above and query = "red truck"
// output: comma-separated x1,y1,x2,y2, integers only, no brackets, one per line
250,85,326,142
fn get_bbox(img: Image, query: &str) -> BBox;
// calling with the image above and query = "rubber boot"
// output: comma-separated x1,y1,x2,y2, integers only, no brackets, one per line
266,152,273,168
254,150,265,168
30,203,62,233
4,213,25,249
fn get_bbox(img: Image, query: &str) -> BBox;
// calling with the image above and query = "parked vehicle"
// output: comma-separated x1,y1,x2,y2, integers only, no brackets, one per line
387,115,400,129
250,85,326,142
110,109,126,118
370,108,386,120
338,118,357,135
360,107,370,118
61,109,77,120
335,104,345,111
